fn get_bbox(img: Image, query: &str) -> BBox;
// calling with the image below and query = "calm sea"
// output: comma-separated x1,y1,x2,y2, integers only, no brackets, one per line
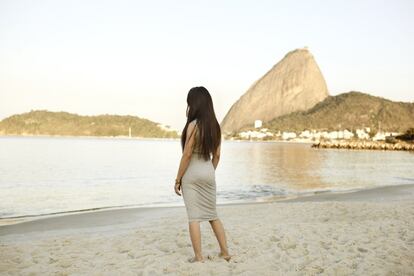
1,136,413,220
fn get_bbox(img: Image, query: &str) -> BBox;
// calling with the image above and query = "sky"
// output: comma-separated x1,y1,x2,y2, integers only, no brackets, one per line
1,0,413,131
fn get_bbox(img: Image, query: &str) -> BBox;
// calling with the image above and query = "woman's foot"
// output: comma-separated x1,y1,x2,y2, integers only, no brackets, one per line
187,256,204,263
218,252,232,262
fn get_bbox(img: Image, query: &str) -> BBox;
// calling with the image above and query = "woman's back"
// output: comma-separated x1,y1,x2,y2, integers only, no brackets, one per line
191,119,220,162
192,120,203,155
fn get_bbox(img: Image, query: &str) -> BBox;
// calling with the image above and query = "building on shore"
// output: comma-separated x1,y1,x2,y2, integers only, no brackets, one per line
235,127,404,142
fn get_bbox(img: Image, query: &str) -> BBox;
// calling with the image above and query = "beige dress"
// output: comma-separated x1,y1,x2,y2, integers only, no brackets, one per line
181,119,219,222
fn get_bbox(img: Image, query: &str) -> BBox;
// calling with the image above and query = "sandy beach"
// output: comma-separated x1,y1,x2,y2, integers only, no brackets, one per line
1,184,414,276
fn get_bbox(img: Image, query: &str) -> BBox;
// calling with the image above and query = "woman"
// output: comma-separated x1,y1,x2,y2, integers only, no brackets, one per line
174,86,231,263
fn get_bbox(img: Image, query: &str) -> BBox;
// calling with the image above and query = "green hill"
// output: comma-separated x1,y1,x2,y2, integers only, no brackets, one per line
0,110,179,138
237,91,414,134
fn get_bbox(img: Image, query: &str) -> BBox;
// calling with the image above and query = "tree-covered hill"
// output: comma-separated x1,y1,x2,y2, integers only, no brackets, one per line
0,110,179,138
259,91,414,133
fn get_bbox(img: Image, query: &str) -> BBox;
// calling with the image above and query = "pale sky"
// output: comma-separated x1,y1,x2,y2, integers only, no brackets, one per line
1,0,413,130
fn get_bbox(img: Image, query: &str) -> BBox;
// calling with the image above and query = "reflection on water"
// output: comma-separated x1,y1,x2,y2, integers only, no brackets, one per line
217,141,414,200
215,142,327,201
0,137,414,219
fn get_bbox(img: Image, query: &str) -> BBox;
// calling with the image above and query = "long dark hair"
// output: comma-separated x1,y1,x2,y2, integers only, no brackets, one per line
181,86,221,161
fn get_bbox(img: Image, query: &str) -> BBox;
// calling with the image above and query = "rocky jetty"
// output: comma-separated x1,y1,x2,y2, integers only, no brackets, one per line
312,140,414,151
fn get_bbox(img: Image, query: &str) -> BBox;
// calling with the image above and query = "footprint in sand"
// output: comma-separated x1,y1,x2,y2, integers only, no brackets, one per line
58,259,72,268
270,235,280,242
175,240,188,248
278,236,297,250
320,241,331,250
118,248,130,254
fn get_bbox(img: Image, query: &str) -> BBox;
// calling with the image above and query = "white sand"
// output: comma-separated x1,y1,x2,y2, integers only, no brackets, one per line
1,185,414,275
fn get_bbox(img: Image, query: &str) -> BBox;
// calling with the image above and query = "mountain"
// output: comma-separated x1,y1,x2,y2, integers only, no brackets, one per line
0,110,179,138
221,48,329,133
260,91,414,133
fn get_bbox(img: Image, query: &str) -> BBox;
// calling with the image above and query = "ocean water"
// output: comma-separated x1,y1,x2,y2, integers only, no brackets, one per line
1,136,413,219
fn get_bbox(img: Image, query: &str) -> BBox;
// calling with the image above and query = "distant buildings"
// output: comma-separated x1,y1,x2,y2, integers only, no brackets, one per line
157,124,179,133
298,130,354,140
239,128,274,139
229,120,405,142
236,119,271,139
355,128,370,139
254,120,262,128
372,131,401,141
282,132,297,140
235,126,402,142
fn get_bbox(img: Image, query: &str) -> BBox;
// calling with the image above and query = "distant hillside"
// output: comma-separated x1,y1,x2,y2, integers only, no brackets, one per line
256,92,414,133
0,110,179,138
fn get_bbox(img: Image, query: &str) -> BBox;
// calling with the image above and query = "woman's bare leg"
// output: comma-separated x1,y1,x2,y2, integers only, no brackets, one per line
209,219,230,259
188,221,204,261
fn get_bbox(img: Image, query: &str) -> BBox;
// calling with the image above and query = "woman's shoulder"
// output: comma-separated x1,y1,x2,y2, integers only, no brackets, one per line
187,119,198,135
189,118,198,126
188,119,200,139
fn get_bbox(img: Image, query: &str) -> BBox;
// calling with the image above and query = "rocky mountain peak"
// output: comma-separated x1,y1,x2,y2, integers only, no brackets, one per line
221,48,329,133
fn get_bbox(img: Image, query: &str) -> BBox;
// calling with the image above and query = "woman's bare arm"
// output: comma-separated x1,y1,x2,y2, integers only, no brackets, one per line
174,122,197,195
212,143,221,170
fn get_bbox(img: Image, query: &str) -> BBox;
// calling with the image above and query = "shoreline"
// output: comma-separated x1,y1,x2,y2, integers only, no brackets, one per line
0,134,180,141
1,183,413,275
3,134,414,150
1,183,413,236
0,183,410,228
0,134,313,143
